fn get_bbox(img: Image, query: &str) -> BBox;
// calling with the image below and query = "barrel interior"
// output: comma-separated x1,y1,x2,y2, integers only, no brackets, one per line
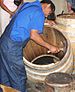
23,27,68,64
45,72,73,85
31,55,55,65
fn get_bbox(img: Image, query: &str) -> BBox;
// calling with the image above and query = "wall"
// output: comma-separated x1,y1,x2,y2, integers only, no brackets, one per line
0,8,10,35
0,7,2,36
52,0,68,15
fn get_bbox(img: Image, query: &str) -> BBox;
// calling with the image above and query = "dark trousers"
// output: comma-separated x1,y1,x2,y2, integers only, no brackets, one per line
0,37,27,92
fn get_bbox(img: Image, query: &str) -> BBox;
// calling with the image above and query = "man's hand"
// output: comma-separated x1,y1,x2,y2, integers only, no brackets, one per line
47,45,62,53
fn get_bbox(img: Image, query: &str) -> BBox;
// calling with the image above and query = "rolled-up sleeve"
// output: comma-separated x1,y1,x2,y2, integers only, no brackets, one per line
30,11,45,34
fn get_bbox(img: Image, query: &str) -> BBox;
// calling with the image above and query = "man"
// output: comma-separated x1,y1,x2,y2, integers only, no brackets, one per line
0,0,17,17
0,0,60,92
0,0,18,33
0,0,23,16
66,0,75,13
0,0,23,33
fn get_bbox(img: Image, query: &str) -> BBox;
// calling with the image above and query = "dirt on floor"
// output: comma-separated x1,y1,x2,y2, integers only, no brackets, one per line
27,80,45,92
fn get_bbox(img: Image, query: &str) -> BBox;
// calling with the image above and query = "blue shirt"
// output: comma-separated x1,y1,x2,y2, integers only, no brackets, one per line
10,1,45,42
67,0,75,9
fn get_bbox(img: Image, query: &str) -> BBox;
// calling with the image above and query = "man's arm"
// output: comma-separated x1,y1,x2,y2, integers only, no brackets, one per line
0,0,19,17
0,0,13,15
66,0,73,13
30,30,60,53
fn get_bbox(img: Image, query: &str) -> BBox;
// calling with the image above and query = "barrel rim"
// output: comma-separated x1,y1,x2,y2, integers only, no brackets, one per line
31,54,60,64
23,27,71,69
56,14,75,28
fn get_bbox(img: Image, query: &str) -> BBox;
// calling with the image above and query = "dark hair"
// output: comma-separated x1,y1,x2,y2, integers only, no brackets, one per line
14,0,23,6
41,0,55,12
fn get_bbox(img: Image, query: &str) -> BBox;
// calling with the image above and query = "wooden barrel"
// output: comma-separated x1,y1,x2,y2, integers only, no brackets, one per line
56,14,75,72
56,13,75,27
23,26,73,82
45,72,73,92
71,74,75,91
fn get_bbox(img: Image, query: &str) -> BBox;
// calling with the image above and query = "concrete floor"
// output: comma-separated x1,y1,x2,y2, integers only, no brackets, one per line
27,80,46,92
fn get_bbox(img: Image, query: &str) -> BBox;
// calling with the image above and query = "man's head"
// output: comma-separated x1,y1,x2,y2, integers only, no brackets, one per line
41,0,55,17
